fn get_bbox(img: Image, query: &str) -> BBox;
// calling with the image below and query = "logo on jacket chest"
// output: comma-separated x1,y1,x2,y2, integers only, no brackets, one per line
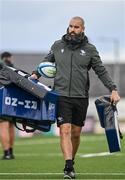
80,49,86,56
61,49,64,53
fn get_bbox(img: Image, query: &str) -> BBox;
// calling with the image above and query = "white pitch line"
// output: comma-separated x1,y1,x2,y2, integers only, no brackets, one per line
80,151,121,158
0,152,122,158
0,173,125,175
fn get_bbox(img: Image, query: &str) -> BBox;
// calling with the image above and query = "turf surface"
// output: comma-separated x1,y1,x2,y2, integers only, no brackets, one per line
0,134,125,179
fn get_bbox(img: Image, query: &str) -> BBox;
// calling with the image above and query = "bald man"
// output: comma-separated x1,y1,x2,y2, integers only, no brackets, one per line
31,17,120,179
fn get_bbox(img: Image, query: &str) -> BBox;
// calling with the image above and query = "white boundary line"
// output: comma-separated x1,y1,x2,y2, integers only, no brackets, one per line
0,173,125,175
0,152,122,158
80,152,121,158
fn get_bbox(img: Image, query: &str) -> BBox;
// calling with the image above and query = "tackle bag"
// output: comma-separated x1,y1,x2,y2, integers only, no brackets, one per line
95,95,122,153
0,67,59,132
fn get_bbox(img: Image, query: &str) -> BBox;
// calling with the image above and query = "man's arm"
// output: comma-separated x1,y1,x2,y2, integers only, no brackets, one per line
90,46,120,104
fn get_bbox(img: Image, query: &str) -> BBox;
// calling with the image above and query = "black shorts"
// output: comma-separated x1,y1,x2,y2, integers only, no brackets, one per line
57,96,89,127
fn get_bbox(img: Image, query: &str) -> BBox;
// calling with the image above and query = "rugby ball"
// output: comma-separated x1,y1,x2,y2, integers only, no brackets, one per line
37,62,56,78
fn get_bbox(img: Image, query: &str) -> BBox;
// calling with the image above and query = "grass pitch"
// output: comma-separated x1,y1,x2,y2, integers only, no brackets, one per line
0,134,125,179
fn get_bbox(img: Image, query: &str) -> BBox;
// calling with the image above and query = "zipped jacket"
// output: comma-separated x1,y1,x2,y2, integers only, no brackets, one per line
36,39,117,98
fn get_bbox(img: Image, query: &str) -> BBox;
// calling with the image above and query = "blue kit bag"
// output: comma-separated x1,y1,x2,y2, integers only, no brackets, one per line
95,96,122,153
0,67,59,132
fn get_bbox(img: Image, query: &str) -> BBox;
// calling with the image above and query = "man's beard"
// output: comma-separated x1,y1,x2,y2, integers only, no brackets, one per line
64,32,84,45
62,30,88,50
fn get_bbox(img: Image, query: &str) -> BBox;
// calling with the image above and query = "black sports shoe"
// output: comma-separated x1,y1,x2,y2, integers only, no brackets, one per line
64,168,75,179
1,154,15,160
1,148,15,160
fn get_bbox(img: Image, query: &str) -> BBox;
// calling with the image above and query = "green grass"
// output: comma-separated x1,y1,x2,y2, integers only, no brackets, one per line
0,134,125,179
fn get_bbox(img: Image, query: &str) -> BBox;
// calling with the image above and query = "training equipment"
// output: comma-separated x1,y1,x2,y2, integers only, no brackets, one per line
37,62,56,78
95,95,122,153
0,67,58,132
0,83,58,132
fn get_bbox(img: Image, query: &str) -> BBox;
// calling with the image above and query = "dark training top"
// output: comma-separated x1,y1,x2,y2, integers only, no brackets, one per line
35,33,117,98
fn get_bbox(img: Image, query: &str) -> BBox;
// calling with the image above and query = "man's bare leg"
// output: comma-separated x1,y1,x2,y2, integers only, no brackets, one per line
0,121,10,150
71,124,82,161
60,123,72,160
9,122,15,148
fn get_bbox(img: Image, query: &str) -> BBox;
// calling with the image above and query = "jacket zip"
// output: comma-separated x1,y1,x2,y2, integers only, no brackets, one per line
69,51,73,96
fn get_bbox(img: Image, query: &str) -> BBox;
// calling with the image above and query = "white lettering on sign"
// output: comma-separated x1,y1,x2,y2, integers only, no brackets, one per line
11,98,18,106
24,100,31,109
5,97,11,105
4,97,37,110
31,101,37,109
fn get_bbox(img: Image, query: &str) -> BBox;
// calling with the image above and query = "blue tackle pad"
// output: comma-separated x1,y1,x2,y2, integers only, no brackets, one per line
95,96,122,153
0,81,59,132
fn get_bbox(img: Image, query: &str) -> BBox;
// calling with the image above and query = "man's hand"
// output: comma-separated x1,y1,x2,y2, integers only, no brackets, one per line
110,90,120,105
30,74,38,80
